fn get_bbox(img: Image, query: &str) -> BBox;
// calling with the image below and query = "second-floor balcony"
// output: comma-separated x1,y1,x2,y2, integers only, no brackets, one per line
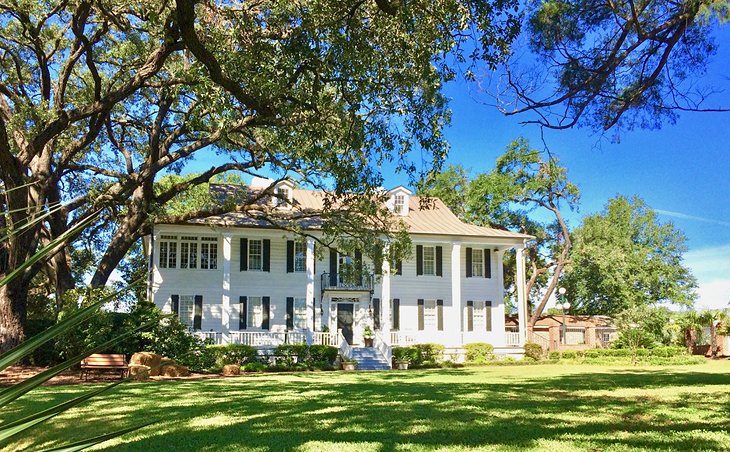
321,271,374,292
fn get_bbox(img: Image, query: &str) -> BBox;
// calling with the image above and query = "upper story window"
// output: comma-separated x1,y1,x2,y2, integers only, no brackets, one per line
249,239,263,271
180,236,198,269
200,237,218,270
294,241,306,272
159,235,177,269
471,249,483,277
422,246,435,275
393,194,405,215
277,187,291,208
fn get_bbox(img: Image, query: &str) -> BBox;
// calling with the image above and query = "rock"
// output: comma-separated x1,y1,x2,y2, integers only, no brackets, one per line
129,365,150,381
130,352,163,376
222,364,241,376
159,363,190,377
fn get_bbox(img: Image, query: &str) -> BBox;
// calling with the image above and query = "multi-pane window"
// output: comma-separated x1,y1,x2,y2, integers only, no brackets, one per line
294,241,306,272
179,295,195,329
200,237,218,270
247,296,263,329
180,236,198,269
422,246,435,275
278,187,291,208
472,249,484,277
393,194,405,214
424,299,437,330
473,301,486,330
248,239,263,271
294,297,307,329
159,235,177,268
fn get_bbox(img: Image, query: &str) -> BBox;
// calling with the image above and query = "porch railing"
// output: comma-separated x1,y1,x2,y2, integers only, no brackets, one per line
338,329,352,360
505,331,520,346
321,272,374,292
373,331,392,368
228,331,307,347
193,331,223,345
311,331,340,346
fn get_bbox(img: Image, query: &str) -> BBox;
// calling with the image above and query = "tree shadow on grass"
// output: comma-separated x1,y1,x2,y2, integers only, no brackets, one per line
5,367,730,451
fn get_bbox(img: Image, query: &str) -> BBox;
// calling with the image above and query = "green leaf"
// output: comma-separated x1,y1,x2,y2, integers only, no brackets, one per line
40,420,156,452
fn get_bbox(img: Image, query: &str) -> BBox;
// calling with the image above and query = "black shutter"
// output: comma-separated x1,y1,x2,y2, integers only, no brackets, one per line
486,300,493,332
240,238,248,271
373,298,381,329
193,295,203,330
286,240,294,273
395,260,402,276
263,239,271,272
171,294,179,317
417,299,424,331
437,299,444,331
239,296,247,330
485,249,492,278
416,245,423,275
392,299,400,331
313,298,317,329
436,246,443,276
467,300,474,332
286,297,294,330
262,296,270,330
465,247,473,278
329,248,338,286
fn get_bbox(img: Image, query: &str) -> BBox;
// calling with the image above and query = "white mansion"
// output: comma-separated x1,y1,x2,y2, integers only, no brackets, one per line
147,179,532,363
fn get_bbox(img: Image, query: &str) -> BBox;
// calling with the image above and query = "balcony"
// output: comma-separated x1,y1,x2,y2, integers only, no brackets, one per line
321,271,374,292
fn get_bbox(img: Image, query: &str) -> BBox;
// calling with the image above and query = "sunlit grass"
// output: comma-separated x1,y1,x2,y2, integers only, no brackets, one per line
3,361,730,451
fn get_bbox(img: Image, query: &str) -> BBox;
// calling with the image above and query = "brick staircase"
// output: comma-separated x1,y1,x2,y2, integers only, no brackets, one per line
350,347,391,371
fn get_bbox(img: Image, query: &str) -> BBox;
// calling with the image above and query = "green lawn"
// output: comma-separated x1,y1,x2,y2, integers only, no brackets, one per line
4,361,730,451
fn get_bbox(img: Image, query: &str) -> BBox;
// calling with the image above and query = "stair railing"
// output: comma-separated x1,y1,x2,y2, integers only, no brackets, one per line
338,329,352,360
373,331,392,368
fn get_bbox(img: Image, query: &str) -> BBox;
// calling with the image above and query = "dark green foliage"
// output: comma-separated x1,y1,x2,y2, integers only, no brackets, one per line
242,362,267,373
392,346,415,363
464,343,495,363
391,344,444,368
208,345,258,368
561,351,577,359
548,351,561,360
523,342,544,360
271,344,338,371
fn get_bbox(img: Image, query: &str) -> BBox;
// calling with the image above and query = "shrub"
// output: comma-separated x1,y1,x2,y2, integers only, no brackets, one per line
548,351,561,360
392,346,415,363
412,343,444,367
561,350,576,359
208,344,258,367
524,342,543,361
464,343,495,364
272,344,338,370
242,362,267,372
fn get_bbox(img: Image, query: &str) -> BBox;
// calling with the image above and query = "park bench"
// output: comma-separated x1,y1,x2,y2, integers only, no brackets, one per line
80,353,129,380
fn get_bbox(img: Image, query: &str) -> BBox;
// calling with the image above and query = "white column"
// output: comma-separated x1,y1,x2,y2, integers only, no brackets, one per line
222,234,232,342
381,244,391,340
306,238,315,331
515,246,527,347
495,249,507,346
451,241,462,344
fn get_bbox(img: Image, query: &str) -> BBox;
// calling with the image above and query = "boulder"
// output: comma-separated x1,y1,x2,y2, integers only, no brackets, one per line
159,363,190,377
130,352,163,376
129,365,150,381
222,364,241,376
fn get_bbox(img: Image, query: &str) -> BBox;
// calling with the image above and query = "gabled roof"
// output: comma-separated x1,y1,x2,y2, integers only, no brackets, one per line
180,184,532,241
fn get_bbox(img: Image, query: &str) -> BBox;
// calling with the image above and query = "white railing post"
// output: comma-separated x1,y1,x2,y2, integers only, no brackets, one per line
373,331,392,368
338,330,352,359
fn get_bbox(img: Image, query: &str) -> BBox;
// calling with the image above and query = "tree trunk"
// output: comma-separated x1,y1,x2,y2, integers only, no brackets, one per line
0,279,29,353
710,322,717,359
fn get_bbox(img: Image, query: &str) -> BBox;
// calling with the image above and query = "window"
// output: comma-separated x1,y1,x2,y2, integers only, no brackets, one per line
159,235,177,268
294,297,307,329
422,246,435,275
472,249,483,277
294,241,306,272
247,296,263,328
180,236,198,269
278,187,291,208
393,194,405,214
473,301,485,330
179,295,195,329
248,239,262,270
424,299,437,330
200,237,218,270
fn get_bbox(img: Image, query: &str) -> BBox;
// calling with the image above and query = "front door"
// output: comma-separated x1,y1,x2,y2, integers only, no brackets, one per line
337,303,354,344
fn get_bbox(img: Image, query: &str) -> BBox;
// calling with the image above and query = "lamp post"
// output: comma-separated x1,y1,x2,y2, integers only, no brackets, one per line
557,287,570,344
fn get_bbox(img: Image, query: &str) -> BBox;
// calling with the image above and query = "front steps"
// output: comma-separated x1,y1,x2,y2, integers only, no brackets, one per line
350,347,391,371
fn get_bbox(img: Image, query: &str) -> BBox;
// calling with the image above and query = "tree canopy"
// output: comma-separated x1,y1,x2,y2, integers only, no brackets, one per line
563,195,697,315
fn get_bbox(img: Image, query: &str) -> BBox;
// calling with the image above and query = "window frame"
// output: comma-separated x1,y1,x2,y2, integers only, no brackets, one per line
248,239,263,271
179,295,195,329
294,241,306,272
422,246,436,276
393,194,405,214
423,299,437,331
200,237,218,270
471,248,484,277
277,187,291,209
247,296,263,329
293,297,307,329
159,235,177,269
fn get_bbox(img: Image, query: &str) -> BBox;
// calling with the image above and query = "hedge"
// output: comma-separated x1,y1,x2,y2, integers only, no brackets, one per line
392,343,444,368
207,344,258,368
464,343,495,363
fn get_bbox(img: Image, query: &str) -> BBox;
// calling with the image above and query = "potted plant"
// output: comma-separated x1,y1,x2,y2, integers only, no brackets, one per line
392,347,411,370
363,326,374,347
341,356,357,371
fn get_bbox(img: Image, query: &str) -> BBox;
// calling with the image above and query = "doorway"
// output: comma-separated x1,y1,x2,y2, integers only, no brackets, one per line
337,303,354,344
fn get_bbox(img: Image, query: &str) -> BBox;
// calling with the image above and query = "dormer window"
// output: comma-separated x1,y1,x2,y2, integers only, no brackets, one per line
393,194,405,215
277,187,291,209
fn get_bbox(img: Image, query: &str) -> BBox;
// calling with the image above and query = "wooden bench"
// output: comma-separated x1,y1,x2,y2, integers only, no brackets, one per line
80,353,129,380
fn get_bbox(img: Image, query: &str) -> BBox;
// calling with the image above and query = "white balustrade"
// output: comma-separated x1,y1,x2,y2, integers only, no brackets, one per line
505,331,520,346
311,331,339,346
373,331,392,367
338,329,352,359
193,331,223,345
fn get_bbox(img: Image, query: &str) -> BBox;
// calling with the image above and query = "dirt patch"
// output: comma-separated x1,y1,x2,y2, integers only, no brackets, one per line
0,365,220,387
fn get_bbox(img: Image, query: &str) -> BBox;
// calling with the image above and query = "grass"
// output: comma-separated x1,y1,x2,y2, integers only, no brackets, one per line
4,360,730,451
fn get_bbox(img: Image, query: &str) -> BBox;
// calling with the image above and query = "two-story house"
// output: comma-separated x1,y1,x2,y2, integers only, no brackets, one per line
147,179,532,366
